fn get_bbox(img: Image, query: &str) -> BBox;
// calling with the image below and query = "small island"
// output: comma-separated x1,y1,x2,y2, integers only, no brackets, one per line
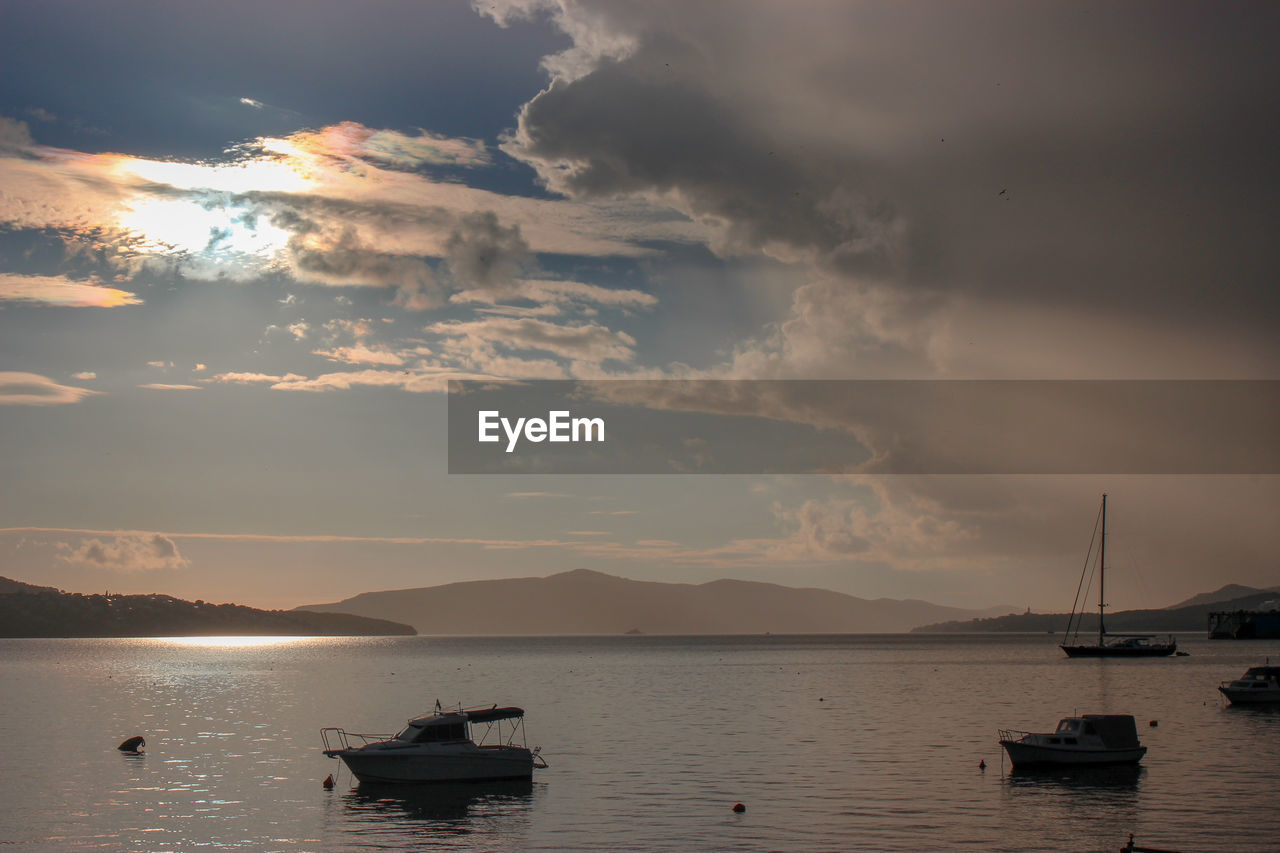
0,576,415,638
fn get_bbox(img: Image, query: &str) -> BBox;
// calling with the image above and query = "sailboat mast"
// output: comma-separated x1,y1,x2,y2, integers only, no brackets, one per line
1098,493,1107,644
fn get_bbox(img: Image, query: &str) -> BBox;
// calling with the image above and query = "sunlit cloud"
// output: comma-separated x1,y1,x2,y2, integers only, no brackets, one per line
209,371,308,385
0,372,100,405
0,117,701,294
504,492,574,499
313,344,406,366
72,371,97,380
139,383,202,391
0,273,141,307
452,277,658,309
429,316,637,366
56,533,189,571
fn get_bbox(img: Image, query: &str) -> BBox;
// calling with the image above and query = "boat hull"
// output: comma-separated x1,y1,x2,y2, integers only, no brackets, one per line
1000,741,1147,768
334,746,534,784
1218,685,1280,705
1060,643,1177,658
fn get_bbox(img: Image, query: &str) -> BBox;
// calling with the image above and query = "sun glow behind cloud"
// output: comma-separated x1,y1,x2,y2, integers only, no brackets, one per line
119,196,293,262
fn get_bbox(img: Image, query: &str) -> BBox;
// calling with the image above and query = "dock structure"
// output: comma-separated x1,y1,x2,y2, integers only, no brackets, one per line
1208,609,1280,639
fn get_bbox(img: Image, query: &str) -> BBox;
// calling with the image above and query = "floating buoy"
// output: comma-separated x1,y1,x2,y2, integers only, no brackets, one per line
117,736,145,753
819,697,824,702
732,803,746,813
978,759,986,770
322,774,334,789
1149,720,1158,727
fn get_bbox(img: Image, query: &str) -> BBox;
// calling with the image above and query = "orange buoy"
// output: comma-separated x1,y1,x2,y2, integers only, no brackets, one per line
732,803,746,813
322,774,335,789
978,759,986,770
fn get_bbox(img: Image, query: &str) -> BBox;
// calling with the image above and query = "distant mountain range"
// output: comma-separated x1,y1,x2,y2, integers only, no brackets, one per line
295,568,1017,635
6,571,1273,639
914,584,1280,634
0,576,415,638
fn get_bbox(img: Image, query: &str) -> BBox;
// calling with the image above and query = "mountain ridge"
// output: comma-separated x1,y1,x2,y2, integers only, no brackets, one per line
0,577,416,638
294,568,1017,635
913,588,1280,634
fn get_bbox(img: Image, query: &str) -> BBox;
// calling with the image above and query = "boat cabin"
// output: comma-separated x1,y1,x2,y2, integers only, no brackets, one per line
397,714,470,744
394,706,528,748
1241,666,1280,682
1060,715,1141,748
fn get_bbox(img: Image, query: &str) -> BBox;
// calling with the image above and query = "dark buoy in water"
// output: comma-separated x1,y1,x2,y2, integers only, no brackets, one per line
978,759,986,770
1149,720,1158,727
117,736,145,753
322,774,335,789
732,803,746,813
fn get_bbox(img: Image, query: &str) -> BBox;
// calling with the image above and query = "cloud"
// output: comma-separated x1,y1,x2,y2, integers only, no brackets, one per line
504,491,574,499
442,211,535,290
0,372,100,405
0,273,142,307
56,533,189,571
452,277,657,309
429,316,637,367
0,117,34,152
139,383,202,390
313,344,406,366
208,371,308,384
280,121,491,170
487,0,1280,379
71,371,97,380
0,118,700,297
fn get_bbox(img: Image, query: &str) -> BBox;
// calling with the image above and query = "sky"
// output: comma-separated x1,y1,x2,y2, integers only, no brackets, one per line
1,0,1277,612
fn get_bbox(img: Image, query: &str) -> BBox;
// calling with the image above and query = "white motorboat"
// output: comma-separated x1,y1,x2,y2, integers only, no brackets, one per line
999,715,1148,768
1218,664,1280,705
322,703,546,783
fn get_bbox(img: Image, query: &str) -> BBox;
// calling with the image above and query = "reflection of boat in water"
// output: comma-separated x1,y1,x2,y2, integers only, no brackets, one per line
346,779,534,821
1218,663,1280,704
1060,495,1177,658
999,715,1147,768
322,703,547,783
1006,762,1144,792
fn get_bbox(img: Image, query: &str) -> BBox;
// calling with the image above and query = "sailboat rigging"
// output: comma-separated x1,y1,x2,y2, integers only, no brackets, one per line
1060,494,1178,658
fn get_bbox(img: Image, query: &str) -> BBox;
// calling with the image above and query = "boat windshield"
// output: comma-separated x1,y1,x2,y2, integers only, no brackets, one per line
396,721,469,743
1055,719,1080,734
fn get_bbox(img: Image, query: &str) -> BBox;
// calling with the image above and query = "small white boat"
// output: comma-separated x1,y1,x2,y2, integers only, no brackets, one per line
322,703,546,784
1218,664,1280,704
999,715,1147,768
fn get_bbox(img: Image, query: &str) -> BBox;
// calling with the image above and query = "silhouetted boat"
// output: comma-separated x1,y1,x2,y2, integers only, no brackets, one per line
999,714,1147,768
1218,663,1280,704
1060,494,1177,658
322,702,546,783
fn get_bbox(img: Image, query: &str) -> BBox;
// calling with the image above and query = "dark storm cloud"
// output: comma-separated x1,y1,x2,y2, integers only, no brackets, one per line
501,0,1280,328
444,211,537,290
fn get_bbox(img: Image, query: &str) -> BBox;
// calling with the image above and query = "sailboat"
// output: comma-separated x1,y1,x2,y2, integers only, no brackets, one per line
1060,494,1178,658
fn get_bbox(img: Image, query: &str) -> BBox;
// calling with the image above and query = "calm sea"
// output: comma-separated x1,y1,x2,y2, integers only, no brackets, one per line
1,634,1277,852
